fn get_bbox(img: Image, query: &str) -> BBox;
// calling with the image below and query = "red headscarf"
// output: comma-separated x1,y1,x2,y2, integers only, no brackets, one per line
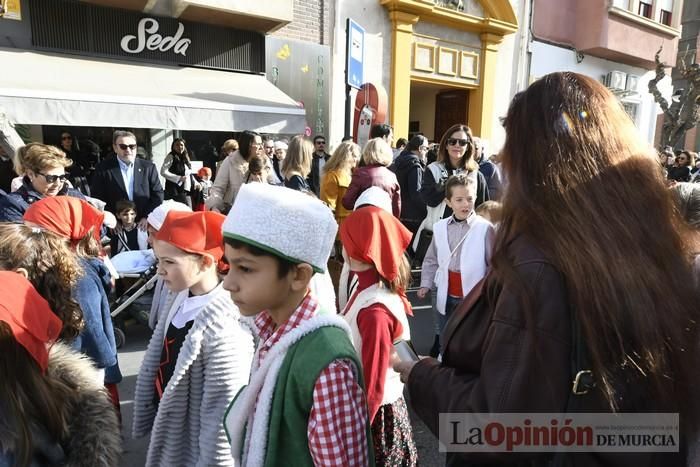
24,196,104,246
0,271,62,373
155,211,226,261
340,206,413,315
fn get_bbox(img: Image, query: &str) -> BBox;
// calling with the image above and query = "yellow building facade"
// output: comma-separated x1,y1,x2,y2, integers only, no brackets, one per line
380,0,518,142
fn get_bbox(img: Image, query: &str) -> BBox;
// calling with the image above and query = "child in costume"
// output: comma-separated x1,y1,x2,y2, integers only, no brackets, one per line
192,167,213,212
418,173,495,355
0,272,121,467
222,183,373,467
110,199,148,255
132,211,254,467
24,196,123,408
0,223,84,341
144,200,192,330
340,206,418,466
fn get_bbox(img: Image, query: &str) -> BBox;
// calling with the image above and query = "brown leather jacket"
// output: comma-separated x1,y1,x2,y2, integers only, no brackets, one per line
407,235,688,467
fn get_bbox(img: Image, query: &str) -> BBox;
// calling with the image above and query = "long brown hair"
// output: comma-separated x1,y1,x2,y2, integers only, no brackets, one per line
0,323,73,467
495,72,700,411
0,224,84,339
437,124,478,171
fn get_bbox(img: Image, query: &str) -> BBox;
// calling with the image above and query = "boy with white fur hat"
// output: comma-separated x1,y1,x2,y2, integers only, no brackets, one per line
222,183,373,466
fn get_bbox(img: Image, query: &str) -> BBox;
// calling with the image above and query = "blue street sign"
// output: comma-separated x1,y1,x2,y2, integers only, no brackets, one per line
346,19,364,90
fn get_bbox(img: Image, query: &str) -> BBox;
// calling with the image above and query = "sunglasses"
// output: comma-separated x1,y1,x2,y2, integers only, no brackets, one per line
315,141,326,145
61,136,72,140
447,138,469,147
38,172,68,184
118,143,137,150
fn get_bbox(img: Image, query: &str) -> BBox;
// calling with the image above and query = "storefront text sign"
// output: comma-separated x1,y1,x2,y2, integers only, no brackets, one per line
28,0,264,73
121,18,191,56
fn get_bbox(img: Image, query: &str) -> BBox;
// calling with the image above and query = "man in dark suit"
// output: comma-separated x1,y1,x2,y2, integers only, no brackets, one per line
90,130,163,230
308,135,330,196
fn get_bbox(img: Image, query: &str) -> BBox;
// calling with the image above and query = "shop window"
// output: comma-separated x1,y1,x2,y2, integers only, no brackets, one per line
637,1,652,18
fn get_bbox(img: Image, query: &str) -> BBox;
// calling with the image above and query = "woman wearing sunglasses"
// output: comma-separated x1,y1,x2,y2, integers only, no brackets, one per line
412,125,489,260
0,143,85,222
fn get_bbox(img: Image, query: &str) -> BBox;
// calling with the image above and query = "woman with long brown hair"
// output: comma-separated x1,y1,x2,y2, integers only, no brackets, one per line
395,72,700,465
161,138,194,205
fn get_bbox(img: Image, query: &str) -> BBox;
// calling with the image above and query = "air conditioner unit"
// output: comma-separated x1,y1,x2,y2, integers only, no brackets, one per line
625,74,639,92
604,71,627,91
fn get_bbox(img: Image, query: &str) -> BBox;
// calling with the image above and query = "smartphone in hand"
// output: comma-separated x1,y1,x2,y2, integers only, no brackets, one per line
393,340,419,363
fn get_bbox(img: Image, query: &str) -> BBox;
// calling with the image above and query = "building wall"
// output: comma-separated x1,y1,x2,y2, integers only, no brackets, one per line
328,0,392,145
486,0,526,153
532,0,679,67
272,0,330,45
530,40,670,144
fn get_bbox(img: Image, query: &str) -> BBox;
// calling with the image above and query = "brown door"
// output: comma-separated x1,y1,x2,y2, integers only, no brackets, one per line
434,89,469,142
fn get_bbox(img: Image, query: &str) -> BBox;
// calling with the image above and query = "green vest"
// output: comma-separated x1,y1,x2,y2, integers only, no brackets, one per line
263,325,374,467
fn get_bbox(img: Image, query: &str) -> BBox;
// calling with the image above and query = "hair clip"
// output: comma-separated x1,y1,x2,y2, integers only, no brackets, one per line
31,227,43,234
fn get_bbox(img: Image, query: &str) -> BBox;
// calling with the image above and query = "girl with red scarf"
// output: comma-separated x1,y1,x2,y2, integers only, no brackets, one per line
0,271,120,466
24,196,122,412
339,206,418,466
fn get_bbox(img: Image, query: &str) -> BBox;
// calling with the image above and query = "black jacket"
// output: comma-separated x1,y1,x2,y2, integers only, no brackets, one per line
309,152,331,196
390,150,426,231
90,157,164,219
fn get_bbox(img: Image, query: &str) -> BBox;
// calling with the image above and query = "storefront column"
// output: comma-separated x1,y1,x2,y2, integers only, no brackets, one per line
150,129,173,185
388,11,418,140
468,32,505,141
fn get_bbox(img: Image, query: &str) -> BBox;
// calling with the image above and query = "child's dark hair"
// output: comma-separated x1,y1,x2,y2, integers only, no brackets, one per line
115,199,137,215
444,173,476,199
224,237,297,278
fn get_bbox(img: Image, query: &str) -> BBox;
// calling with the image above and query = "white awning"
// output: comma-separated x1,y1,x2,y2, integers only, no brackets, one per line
0,48,306,134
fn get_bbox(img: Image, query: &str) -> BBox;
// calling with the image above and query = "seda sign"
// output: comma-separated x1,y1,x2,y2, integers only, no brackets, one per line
120,18,192,56
28,0,265,73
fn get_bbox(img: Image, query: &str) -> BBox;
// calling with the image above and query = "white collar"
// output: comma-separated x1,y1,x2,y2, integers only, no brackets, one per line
171,282,222,329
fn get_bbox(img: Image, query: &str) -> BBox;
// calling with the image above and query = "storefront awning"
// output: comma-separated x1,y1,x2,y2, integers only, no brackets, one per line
0,48,306,134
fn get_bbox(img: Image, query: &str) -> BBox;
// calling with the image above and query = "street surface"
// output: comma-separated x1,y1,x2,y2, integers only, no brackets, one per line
118,270,446,466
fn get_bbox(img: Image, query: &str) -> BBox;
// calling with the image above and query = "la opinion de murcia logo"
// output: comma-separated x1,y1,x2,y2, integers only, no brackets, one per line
120,18,191,56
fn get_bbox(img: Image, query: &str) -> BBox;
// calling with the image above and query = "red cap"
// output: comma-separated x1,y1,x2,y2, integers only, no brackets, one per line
0,271,62,373
155,210,226,260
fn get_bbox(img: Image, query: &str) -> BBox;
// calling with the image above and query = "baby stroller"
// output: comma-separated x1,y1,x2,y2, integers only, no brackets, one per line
109,250,158,348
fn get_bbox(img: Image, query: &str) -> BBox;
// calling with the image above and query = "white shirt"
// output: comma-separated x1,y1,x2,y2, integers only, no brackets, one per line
117,157,135,201
170,284,221,329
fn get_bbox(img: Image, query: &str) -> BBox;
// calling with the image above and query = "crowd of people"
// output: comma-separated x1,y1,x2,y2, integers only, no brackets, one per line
0,71,699,467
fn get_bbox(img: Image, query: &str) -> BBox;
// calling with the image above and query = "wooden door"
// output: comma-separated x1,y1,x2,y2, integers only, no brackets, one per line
434,89,469,142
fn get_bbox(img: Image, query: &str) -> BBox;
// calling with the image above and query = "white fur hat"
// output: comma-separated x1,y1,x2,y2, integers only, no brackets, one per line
353,186,392,213
274,141,288,151
223,183,337,273
147,200,192,231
